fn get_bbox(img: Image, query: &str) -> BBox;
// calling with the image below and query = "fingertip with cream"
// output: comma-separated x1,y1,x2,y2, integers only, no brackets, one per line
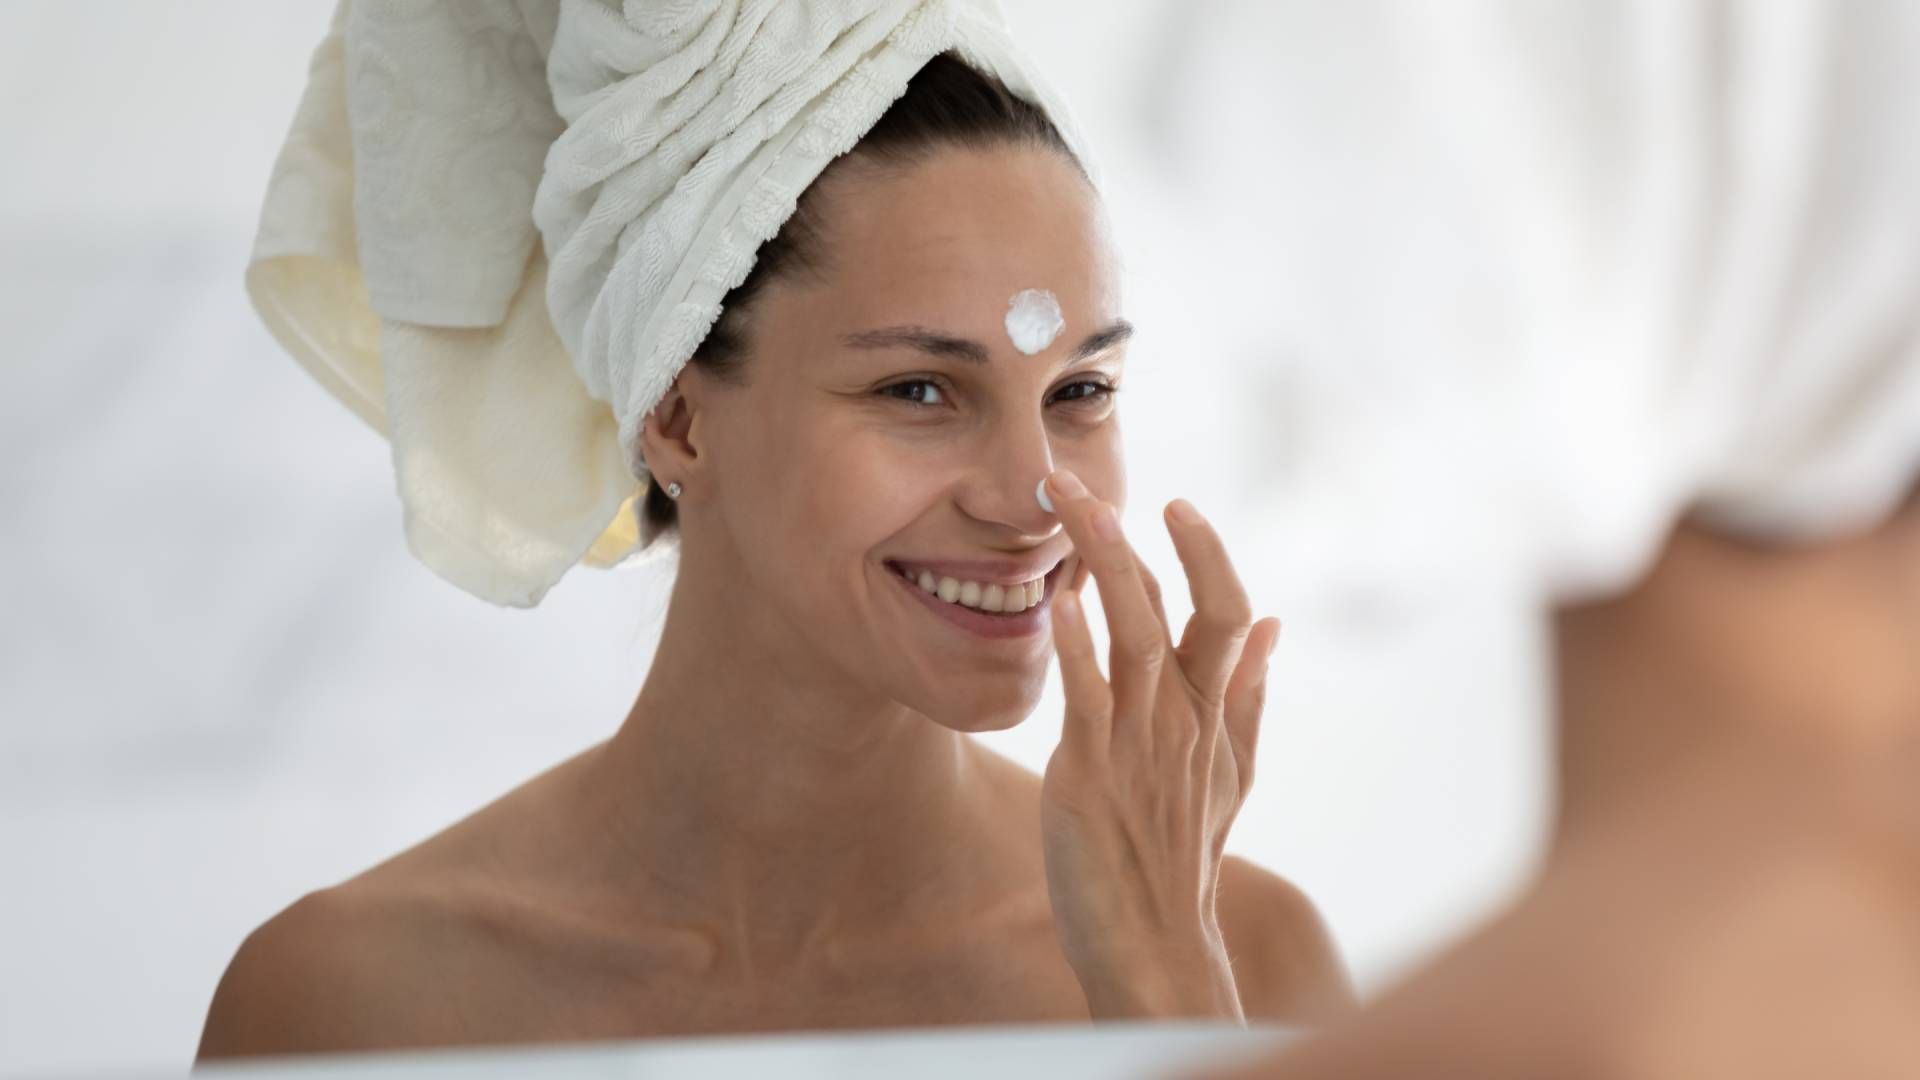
1047,469,1088,501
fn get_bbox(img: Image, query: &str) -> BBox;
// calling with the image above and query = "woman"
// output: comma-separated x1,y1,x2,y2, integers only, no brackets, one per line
199,6,1350,1059
1176,2,1920,1075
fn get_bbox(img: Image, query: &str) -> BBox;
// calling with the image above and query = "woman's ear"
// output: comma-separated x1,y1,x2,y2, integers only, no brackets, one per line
639,378,700,486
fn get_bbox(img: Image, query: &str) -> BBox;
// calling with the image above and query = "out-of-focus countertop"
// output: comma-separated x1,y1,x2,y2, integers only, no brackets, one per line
173,1024,1292,1080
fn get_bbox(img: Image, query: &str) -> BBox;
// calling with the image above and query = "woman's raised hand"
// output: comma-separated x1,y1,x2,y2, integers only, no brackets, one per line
1037,468,1281,1020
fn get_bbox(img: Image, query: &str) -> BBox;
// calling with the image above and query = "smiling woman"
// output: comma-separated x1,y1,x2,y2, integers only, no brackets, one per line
199,1,1349,1061
627,75,1131,730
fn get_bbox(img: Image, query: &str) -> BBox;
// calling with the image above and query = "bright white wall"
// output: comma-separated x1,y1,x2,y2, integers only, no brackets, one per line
0,3,1548,1074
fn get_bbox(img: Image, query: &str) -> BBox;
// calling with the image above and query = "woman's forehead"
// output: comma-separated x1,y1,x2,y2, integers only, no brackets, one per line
834,234,1115,328
816,145,1120,321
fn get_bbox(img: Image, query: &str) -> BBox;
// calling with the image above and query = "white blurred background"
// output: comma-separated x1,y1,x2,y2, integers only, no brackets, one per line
0,3,1549,1074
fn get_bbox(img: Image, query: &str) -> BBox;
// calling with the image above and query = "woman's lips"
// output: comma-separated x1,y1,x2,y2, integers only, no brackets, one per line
889,560,1065,641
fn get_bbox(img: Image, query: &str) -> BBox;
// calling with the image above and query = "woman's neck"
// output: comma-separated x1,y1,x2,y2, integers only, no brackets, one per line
583,550,1018,963
1551,520,1920,850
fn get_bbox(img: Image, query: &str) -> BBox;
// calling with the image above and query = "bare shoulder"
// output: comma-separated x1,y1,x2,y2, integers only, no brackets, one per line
198,750,610,1061
195,796,575,1063
196,880,471,1061
1217,856,1356,1024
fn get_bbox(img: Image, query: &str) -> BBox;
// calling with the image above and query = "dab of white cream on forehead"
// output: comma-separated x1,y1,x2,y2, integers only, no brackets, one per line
1004,288,1065,355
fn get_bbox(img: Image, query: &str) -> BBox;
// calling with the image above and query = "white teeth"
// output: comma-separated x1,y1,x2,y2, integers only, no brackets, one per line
902,565,1047,614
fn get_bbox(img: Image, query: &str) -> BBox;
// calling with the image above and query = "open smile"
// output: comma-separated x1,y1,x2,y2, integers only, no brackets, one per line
882,558,1069,640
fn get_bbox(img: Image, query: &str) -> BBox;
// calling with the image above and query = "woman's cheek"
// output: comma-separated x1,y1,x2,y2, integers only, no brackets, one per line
1060,424,1127,511
811,432,941,526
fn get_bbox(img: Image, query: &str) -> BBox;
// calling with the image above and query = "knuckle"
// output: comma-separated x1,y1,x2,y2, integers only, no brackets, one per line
1246,676,1268,712
1183,664,1225,706
1115,630,1166,665
1200,591,1254,628
1065,683,1112,718
1070,684,1115,716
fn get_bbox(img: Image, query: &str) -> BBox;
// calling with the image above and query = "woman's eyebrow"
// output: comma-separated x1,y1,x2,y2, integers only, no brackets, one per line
840,319,1134,364
842,325,990,363
1071,319,1133,361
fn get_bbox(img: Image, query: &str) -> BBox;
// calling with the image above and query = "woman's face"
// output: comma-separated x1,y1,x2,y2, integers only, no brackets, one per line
680,143,1125,731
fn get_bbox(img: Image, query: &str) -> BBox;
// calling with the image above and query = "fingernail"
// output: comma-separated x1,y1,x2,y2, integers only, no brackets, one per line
1092,504,1121,540
1035,477,1055,514
1167,499,1204,525
1049,470,1088,501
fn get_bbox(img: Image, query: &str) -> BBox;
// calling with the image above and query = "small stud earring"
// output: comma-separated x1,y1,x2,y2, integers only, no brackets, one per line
664,481,683,500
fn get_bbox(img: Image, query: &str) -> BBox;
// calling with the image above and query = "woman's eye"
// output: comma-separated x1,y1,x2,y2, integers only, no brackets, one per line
877,378,1115,410
1051,380,1117,406
880,379,947,407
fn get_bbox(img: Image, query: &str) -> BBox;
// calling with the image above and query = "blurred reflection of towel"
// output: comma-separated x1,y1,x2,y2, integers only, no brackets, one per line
1150,0,1920,599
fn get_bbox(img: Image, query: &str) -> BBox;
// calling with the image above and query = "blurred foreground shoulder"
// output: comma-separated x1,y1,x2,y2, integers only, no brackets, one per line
1218,856,1356,1023
196,885,421,1061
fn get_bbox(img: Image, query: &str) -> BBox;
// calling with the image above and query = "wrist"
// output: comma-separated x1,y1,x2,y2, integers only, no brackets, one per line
1074,928,1245,1021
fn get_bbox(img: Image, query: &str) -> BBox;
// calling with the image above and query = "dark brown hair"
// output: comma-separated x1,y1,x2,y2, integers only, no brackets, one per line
639,51,1083,541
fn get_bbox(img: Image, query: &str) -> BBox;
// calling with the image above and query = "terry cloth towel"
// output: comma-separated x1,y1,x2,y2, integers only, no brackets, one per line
248,0,1089,607
1440,0,1920,597
1160,0,1919,602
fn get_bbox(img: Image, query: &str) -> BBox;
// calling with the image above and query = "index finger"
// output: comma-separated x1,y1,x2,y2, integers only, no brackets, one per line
1044,470,1169,718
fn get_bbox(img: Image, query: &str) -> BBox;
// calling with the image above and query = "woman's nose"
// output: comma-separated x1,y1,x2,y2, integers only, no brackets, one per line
957,415,1058,535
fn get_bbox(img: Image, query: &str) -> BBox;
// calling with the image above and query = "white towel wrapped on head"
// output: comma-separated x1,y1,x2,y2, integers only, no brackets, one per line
1447,0,1920,596
248,0,1087,607
1160,0,1920,601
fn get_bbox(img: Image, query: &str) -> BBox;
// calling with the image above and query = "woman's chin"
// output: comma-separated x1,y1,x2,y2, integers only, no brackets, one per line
915,686,1044,733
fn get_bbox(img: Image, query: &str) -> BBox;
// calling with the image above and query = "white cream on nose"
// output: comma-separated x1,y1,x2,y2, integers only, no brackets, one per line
1004,288,1065,355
